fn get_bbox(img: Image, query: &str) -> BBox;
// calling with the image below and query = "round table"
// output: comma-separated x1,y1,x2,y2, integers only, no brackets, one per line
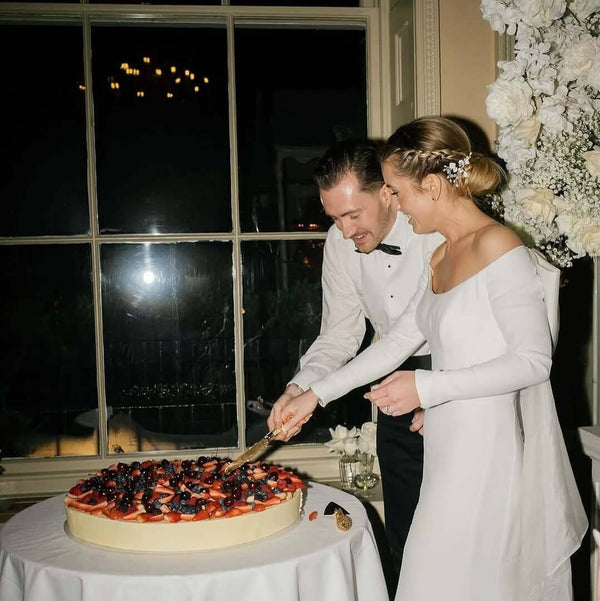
0,482,389,601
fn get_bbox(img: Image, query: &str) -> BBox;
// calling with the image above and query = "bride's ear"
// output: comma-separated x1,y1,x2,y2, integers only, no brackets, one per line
423,174,442,201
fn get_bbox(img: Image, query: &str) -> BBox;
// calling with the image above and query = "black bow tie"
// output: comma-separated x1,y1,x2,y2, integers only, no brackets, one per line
376,243,403,255
355,243,403,256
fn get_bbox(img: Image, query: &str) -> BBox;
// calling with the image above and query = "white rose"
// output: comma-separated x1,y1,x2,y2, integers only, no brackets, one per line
343,438,359,456
515,0,566,28
555,213,577,236
587,54,600,91
513,117,541,147
583,149,600,178
563,218,600,256
486,79,534,128
570,0,600,20
579,225,600,255
515,188,557,223
560,37,600,82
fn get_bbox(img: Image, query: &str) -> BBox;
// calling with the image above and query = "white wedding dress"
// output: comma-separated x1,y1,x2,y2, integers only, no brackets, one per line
395,246,585,600
312,246,587,601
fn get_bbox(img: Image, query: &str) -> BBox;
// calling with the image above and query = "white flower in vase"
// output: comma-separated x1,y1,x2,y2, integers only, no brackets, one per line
325,424,359,456
357,421,377,457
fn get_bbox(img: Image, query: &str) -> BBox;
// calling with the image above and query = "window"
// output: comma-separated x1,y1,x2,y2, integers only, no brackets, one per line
0,2,383,490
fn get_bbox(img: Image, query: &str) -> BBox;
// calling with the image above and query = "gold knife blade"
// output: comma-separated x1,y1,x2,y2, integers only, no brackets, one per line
223,415,293,475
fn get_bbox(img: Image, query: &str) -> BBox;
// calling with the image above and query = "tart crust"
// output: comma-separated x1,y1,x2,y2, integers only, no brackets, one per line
65,490,302,552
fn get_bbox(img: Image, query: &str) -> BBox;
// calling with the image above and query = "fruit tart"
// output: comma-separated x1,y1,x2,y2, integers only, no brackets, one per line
65,456,305,552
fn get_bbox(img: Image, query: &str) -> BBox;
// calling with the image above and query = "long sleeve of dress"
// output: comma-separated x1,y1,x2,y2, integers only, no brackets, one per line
312,246,552,408
290,230,366,392
415,246,552,409
311,265,428,405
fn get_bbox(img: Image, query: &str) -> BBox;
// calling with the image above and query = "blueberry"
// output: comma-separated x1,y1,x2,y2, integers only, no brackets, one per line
117,462,129,473
223,497,235,508
197,456,208,464
268,472,279,482
131,461,141,470
161,459,170,468
179,491,191,500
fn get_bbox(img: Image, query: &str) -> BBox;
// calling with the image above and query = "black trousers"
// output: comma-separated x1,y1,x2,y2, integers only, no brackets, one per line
376,354,431,580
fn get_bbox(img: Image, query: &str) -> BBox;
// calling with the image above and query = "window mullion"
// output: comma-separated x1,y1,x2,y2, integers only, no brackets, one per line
83,13,110,459
227,14,247,452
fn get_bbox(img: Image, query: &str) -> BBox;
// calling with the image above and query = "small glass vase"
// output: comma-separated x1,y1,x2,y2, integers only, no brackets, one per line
353,452,380,490
338,453,362,491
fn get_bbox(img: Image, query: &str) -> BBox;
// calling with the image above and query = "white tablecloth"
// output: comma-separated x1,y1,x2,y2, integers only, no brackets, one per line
0,482,389,601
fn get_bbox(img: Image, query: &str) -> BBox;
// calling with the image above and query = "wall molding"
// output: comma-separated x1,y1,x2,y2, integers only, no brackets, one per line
414,0,440,117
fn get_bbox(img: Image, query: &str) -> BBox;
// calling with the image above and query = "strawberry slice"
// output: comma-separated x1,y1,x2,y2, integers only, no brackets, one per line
193,509,210,521
260,497,281,506
233,501,252,513
164,512,181,523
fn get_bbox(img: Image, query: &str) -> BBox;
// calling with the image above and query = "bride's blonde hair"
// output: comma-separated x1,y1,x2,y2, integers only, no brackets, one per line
379,116,505,198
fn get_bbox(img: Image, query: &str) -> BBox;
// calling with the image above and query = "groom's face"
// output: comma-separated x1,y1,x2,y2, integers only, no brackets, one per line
320,172,397,254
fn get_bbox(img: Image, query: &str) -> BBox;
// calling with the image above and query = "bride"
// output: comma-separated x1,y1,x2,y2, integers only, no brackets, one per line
268,116,587,601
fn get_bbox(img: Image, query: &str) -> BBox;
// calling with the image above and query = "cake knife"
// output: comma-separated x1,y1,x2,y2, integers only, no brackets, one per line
223,415,293,475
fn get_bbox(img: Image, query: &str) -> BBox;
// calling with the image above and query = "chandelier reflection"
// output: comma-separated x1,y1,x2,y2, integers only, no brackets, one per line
100,55,212,101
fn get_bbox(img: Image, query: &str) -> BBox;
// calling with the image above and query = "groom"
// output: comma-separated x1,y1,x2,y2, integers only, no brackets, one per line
273,139,442,578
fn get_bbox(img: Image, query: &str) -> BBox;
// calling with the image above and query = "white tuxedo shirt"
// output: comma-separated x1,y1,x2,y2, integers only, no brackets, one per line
290,211,443,394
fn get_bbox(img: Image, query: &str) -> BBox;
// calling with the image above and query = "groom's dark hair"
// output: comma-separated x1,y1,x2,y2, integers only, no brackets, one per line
314,139,384,194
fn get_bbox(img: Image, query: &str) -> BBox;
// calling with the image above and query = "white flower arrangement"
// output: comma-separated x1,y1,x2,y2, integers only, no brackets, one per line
325,421,377,457
481,0,600,267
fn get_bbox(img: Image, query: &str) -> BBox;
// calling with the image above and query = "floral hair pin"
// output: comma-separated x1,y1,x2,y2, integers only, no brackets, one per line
442,152,472,185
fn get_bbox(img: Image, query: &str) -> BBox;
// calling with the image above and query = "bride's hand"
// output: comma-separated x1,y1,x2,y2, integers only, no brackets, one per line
267,388,320,441
364,370,421,417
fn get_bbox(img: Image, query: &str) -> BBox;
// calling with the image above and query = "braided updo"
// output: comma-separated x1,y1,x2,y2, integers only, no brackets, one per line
379,116,505,198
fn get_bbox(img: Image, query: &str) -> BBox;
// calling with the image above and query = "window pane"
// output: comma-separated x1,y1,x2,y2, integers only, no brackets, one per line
0,245,97,458
101,242,236,453
236,27,367,233
0,24,89,236
92,25,231,234
243,240,370,445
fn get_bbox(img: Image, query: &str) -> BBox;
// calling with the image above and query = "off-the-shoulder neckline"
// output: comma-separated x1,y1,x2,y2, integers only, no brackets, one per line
429,245,527,296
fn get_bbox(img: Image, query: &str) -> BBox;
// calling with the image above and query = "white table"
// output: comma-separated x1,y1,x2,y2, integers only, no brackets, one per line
0,482,389,601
